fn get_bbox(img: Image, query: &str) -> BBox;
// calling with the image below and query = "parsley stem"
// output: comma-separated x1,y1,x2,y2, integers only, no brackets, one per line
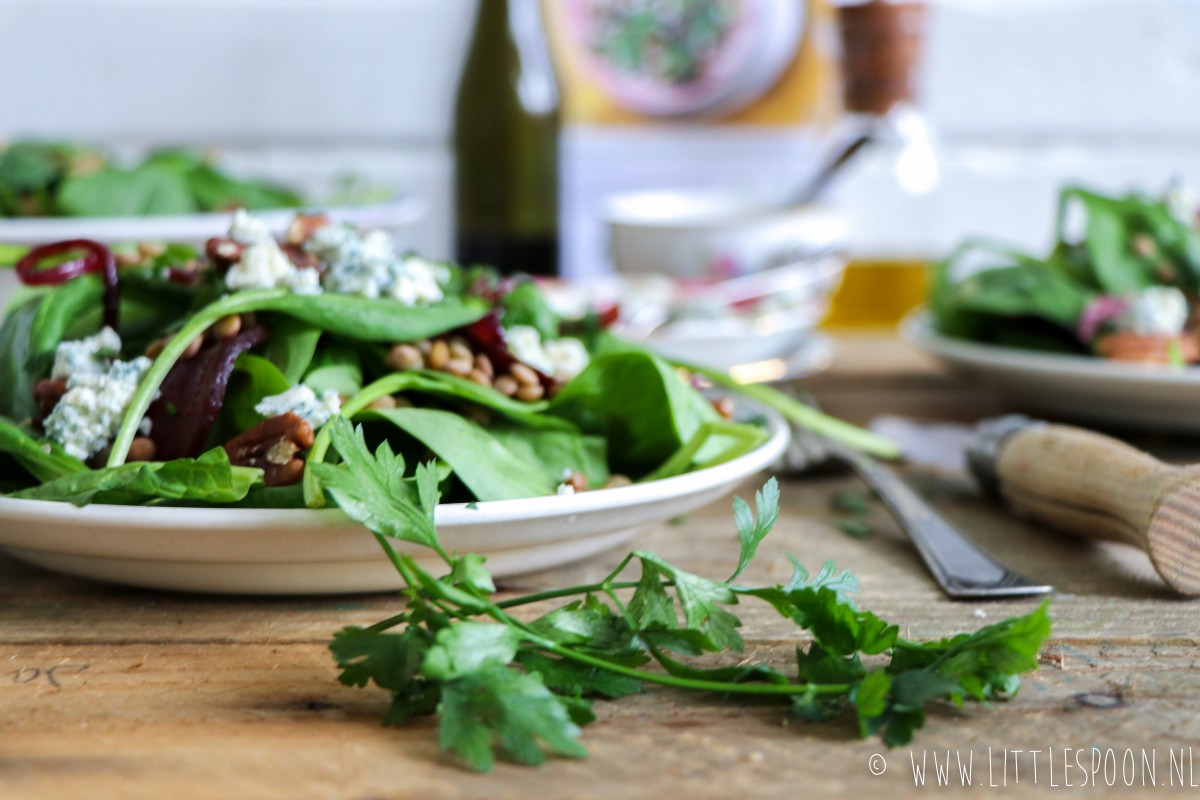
494,580,643,609
476,596,849,698
535,637,847,697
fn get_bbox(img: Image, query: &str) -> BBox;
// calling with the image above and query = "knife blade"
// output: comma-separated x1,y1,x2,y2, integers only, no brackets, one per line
872,414,1200,596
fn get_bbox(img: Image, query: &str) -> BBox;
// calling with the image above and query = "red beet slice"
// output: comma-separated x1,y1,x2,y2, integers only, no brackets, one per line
147,324,268,460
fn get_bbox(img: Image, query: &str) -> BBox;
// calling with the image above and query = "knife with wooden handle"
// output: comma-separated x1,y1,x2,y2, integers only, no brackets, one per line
968,415,1200,595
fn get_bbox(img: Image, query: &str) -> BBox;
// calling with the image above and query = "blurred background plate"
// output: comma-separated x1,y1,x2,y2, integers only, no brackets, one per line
0,197,426,246
904,311,1200,433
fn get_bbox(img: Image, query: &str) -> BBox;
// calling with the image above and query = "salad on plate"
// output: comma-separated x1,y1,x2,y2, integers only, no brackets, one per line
0,210,888,511
931,183,1200,366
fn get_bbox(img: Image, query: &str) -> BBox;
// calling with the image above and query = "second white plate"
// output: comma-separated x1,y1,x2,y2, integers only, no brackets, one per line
904,311,1200,433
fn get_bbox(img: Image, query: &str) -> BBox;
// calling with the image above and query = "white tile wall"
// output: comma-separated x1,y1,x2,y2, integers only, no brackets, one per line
2,0,1199,270
0,0,478,258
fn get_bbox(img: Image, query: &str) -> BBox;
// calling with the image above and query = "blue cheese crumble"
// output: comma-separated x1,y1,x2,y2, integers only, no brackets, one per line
51,326,122,382
504,325,590,383
224,210,322,294
43,328,153,460
221,211,447,303
305,223,447,305
254,385,341,429
1125,287,1189,336
225,239,323,295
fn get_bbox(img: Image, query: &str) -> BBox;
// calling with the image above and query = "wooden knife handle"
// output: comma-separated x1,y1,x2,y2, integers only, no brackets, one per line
995,424,1200,594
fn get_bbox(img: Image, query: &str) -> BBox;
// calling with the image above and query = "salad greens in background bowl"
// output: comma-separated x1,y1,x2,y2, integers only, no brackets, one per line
0,208,892,592
907,183,1200,430
0,141,424,310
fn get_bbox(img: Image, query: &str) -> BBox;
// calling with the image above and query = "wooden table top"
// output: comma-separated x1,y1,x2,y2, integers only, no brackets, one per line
4,333,1198,800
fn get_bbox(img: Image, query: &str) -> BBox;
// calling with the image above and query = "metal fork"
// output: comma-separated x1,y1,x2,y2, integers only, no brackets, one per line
780,391,1053,599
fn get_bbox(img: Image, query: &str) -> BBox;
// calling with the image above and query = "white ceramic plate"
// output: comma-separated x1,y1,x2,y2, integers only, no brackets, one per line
904,311,1200,432
0,409,788,595
0,198,426,245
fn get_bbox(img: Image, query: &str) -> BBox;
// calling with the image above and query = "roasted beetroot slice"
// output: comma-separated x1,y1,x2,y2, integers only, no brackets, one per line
147,325,268,460
458,311,557,390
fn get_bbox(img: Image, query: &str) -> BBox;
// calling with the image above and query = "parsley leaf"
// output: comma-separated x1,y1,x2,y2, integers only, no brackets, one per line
439,667,587,771
422,622,522,681
728,476,780,581
311,423,1053,773
309,417,439,550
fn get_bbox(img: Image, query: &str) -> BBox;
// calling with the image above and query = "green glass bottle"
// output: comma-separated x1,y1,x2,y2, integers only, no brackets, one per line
454,0,561,276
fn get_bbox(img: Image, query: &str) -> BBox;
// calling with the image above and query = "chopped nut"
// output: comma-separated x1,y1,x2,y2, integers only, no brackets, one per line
32,378,67,420
385,344,424,371
428,339,450,370
510,362,539,387
147,334,203,361
445,357,473,377
565,471,588,492
114,251,143,268
127,436,157,462
516,383,545,402
448,340,473,363
712,397,736,420
284,213,330,246
211,314,242,339
205,237,243,268
494,375,519,397
138,242,166,259
366,395,398,411
603,474,633,489
223,412,315,486
474,353,494,379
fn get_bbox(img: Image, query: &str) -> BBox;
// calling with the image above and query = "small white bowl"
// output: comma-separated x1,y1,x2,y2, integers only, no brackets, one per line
604,189,848,278
599,189,847,371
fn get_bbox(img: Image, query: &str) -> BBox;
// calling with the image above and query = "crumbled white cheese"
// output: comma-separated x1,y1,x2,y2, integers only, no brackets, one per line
1125,286,1189,336
505,326,589,383
389,256,447,306
544,338,589,383
228,209,274,245
51,327,122,382
285,266,323,296
505,325,554,375
43,334,153,460
306,223,446,306
555,482,576,496
225,239,322,294
254,385,341,429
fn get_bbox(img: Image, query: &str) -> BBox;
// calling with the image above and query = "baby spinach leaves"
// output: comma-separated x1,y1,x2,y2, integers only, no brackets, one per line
7,447,259,506
548,349,720,475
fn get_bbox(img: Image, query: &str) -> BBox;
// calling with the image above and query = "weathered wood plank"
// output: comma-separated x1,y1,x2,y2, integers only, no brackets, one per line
3,333,1199,799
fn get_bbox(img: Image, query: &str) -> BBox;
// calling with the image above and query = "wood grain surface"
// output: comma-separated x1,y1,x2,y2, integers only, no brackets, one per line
3,335,1199,800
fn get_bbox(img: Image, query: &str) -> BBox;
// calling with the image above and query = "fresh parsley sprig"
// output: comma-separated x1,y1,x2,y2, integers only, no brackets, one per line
317,417,1051,772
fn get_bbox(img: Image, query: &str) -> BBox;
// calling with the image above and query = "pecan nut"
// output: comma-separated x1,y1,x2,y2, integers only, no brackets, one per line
285,212,330,246
33,378,67,420
205,237,244,269
223,413,315,487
